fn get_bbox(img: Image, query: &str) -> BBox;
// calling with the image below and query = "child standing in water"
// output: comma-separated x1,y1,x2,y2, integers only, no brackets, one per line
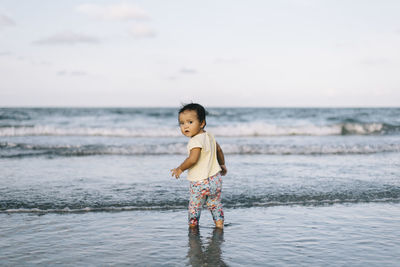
171,103,227,229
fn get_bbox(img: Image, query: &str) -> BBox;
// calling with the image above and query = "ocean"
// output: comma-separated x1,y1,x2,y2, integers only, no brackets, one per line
1,107,399,266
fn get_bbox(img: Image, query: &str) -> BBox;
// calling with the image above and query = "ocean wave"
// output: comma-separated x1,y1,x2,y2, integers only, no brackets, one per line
214,122,389,136
1,188,399,214
0,122,398,137
0,125,180,137
1,142,399,158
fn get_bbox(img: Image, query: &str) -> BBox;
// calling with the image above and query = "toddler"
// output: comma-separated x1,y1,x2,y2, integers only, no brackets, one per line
171,103,227,229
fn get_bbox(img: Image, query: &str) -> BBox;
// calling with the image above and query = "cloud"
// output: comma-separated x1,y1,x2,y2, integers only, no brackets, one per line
33,31,100,45
0,51,12,56
129,24,156,38
76,4,156,40
77,3,149,21
180,67,198,74
57,70,88,76
0,14,16,28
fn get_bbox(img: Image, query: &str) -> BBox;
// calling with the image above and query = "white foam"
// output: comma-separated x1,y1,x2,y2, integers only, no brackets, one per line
2,141,399,156
2,197,399,214
215,123,340,136
220,143,400,155
0,122,386,137
0,205,186,214
0,125,181,137
342,123,383,135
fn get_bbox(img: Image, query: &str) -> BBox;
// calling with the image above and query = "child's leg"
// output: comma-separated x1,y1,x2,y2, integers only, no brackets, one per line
206,174,224,229
188,180,207,227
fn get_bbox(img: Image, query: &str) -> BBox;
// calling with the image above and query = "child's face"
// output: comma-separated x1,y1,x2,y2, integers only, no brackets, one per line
179,110,205,137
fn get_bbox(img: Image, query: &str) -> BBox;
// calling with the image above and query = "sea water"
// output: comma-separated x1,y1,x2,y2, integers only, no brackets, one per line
1,107,399,266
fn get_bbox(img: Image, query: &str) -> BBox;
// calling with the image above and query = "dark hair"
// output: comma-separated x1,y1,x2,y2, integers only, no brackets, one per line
178,103,207,127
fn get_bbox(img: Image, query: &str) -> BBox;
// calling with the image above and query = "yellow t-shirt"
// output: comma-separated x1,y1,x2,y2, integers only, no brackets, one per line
186,132,222,182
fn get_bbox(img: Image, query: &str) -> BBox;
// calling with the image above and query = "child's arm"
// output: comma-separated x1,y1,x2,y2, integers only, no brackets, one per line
171,148,201,179
216,142,227,176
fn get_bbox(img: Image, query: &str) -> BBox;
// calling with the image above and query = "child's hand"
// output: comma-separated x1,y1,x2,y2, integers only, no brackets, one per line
171,168,183,179
220,165,227,176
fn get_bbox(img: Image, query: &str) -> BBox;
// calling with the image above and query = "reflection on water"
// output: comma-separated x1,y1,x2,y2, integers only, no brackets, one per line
187,227,228,266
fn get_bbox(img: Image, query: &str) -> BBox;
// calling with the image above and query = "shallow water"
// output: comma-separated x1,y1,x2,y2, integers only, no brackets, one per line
1,107,399,265
1,153,399,212
1,203,400,266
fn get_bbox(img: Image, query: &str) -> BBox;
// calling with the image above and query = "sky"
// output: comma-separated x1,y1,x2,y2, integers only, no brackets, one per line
0,0,399,107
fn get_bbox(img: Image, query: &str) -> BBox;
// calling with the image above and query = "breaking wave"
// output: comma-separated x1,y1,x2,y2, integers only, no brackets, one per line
1,186,399,214
1,141,399,158
0,122,398,137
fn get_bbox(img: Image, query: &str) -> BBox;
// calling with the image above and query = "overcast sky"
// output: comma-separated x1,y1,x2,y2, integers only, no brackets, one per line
1,0,399,107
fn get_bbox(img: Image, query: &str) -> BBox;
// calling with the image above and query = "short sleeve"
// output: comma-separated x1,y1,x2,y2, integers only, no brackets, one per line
187,135,203,151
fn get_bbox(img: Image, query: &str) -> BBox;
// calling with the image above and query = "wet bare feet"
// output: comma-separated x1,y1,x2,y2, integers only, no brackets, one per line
215,220,224,229
189,223,198,229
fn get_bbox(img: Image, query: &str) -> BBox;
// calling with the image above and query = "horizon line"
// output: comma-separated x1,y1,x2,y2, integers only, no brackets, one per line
1,105,399,109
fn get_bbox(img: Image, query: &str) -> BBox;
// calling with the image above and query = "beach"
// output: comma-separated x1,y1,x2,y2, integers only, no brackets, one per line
1,203,400,266
1,107,400,266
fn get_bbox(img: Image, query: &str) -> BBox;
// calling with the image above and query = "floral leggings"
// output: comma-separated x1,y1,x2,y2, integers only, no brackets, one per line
189,173,224,226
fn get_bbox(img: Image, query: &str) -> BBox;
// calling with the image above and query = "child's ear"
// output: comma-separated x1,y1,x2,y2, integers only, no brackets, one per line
200,120,206,129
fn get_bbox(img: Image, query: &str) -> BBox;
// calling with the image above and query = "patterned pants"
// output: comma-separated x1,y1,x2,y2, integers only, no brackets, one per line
188,173,224,226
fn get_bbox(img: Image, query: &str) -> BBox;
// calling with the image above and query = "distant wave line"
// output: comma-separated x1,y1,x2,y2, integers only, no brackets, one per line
1,184,400,213
0,122,398,137
1,142,400,157
1,198,399,214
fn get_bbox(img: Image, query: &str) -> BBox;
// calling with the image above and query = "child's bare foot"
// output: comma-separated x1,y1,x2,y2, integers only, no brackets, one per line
215,220,224,229
189,223,198,228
